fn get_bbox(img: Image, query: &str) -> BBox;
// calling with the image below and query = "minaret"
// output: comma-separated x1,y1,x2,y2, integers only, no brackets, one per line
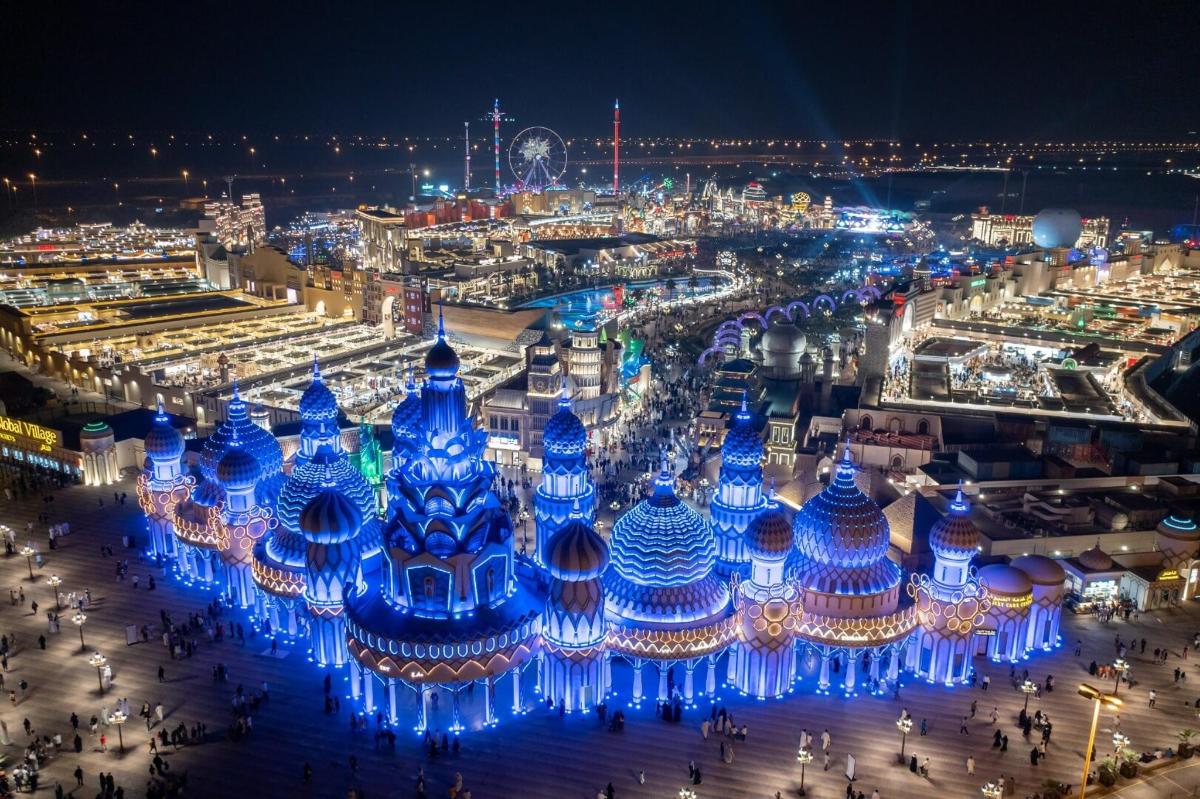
213,431,271,609
136,400,190,560
296,354,342,468
710,394,766,576
541,501,609,712
464,121,471,192
300,483,364,667
534,378,596,567
612,99,620,196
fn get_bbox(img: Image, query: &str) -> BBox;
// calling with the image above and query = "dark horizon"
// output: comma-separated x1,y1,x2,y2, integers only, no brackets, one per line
4,1,1199,141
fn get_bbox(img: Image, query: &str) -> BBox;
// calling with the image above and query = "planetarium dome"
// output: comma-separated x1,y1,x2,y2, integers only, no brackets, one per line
1031,208,1083,249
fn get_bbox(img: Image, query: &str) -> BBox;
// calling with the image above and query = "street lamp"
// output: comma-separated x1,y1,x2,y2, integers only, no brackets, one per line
46,574,62,608
1020,678,1038,712
110,709,127,753
1079,683,1122,799
896,716,914,761
88,653,107,693
1111,731,1130,755
73,611,87,650
981,782,1003,799
181,170,189,191
27,174,37,210
796,745,813,796
19,545,35,580
1112,658,1127,696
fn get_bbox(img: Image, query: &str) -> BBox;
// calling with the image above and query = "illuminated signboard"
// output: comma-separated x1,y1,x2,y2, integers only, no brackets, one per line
1156,569,1182,582
0,416,59,453
970,278,987,289
975,627,997,637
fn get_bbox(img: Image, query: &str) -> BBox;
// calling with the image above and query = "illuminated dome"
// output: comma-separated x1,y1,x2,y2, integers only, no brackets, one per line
200,384,284,489
760,318,806,376
274,446,378,561
298,356,338,423
1077,542,1114,571
745,506,793,561
977,563,1033,597
929,486,980,560
722,396,762,469
144,402,185,462
217,442,260,492
544,387,587,458
604,467,728,624
300,488,363,546
191,478,224,509
1010,554,1066,587
792,448,898,594
545,514,609,581
424,308,460,379
1031,208,1082,249
390,370,422,446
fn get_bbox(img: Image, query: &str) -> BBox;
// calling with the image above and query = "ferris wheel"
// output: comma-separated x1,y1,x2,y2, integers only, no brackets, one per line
508,127,567,192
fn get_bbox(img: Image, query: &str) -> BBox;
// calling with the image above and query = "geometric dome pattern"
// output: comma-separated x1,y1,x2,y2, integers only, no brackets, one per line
144,401,185,462
608,469,716,588
929,485,981,561
299,357,339,423
721,395,763,470
543,388,587,459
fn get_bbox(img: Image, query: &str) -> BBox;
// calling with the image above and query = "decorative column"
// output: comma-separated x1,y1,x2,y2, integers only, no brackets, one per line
631,659,644,704
512,666,523,713
657,665,669,702
705,655,717,697
818,652,831,692
484,676,496,726
684,663,696,704
415,686,428,732
349,659,362,700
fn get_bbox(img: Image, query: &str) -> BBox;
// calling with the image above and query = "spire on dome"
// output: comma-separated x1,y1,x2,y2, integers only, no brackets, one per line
155,398,167,421
833,442,856,484
949,480,969,514
406,365,416,391
312,353,321,382
568,497,583,519
558,374,571,410
437,302,445,339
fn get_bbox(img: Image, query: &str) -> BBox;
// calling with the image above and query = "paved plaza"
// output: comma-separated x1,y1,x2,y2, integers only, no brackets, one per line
2,478,1200,798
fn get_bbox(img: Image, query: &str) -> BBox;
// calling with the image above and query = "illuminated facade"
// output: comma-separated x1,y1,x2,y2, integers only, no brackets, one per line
136,402,191,560
533,383,596,568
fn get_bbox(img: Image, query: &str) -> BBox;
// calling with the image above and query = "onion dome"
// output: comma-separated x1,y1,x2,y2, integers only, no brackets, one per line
300,488,363,545
191,476,224,509
424,306,460,379
390,367,422,445
544,380,586,459
217,438,260,492
200,382,283,484
1077,542,1114,571
144,400,185,462
545,508,609,581
929,485,980,560
610,467,715,586
721,394,762,469
1010,554,1066,587
745,505,793,561
299,355,338,423
977,563,1033,597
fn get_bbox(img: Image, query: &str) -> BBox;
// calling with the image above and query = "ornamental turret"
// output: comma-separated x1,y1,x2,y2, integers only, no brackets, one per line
296,355,342,468
541,502,609,711
213,432,273,609
710,394,766,575
136,401,191,560
534,378,596,568
301,486,364,667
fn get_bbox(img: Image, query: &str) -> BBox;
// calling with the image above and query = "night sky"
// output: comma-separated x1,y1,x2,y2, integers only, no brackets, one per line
4,0,1198,140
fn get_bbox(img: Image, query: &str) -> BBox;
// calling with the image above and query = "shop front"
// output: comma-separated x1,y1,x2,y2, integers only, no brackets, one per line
0,415,81,478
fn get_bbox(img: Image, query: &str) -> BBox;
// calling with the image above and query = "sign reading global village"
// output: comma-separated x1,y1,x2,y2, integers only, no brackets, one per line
0,416,60,452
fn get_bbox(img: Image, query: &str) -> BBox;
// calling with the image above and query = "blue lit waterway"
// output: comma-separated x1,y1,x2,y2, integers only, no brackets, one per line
518,276,730,329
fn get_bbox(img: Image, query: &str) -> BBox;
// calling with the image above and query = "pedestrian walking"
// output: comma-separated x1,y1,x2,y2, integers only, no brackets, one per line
967,755,975,774
960,716,969,734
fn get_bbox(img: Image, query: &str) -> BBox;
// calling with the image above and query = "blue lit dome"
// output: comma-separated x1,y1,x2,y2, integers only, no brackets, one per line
144,402,185,462
299,357,339,423
200,384,284,487
745,505,793,561
217,442,260,492
929,486,980,560
1031,208,1082,249
301,488,363,545
792,447,899,594
424,308,460,379
274,446,377,558
546,515,609,581
722,397,762,469
390,380,422,447
544,391,586,459
191,477,224,509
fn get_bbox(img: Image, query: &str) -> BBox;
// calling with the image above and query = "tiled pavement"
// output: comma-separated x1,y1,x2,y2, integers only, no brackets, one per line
4,477,1200,798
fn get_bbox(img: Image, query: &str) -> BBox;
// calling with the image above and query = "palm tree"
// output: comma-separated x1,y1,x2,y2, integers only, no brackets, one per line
664,278,677,301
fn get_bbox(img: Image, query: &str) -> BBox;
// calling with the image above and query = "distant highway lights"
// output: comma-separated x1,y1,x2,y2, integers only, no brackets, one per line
981,782,1002,799
88,653,107,693
896,716,914,761
796,745,813,796
1112,658,1128,696
73,611,88,650
19,545,35,580
109,709,127,753
1020,678,1038,712
46,574,62,608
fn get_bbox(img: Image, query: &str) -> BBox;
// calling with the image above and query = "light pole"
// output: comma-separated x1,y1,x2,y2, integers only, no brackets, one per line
73,611,87,650
1112,658,1127,696
896,715,913,761
1079,683,1122,799
982,782,1003,799
88,652,107,693
1111,731,1129,755
796,745,813,796
110,709,127,753
46,574,62,608
19,545,35,580
1020,678,1038,712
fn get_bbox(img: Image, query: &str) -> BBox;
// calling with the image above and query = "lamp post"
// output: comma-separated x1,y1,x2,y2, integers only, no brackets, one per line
678,788,696,799
1078,683,1122,799
19,545,35,580
46,574,62,608
1020,679,1038,712
896,716,913,761
1111,731,1129,755
73,611,87,650
1112,658,1127,696
88,653,107,693
110,709,127,753
796,745,813,796
982,782,1003,799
